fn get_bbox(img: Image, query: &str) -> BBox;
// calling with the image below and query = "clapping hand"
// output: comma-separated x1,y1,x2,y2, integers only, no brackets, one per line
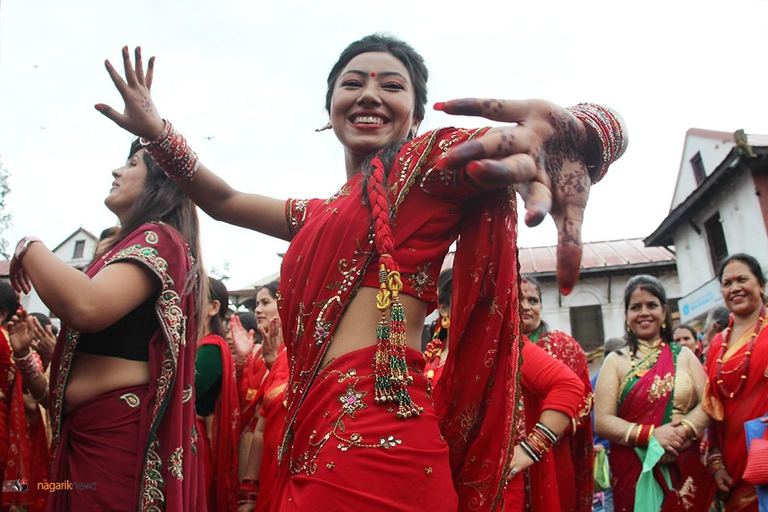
230,315,256,361
260,317,283,369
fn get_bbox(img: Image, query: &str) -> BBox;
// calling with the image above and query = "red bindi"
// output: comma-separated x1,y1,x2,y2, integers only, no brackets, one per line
370,72,376,77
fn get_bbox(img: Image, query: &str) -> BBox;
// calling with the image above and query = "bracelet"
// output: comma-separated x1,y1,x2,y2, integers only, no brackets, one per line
139,120,200,181
14,350,42,382
520,441,541,463
636,424,654,447
238,478,259,503
624,422,637,444
706,453,725,474
679,419,699,440
14,236,42,264
521,423,558,463
566,103,626,184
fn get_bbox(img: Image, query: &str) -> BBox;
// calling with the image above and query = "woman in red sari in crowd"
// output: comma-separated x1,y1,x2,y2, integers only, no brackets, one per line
7,138,206,511
231,311,267,477
672,324,702,361
195,277,240,511
97,36,626,511
519,276,593,512
595,275,712,512
703,253,768,511
238,282,288,512
426,271,590,512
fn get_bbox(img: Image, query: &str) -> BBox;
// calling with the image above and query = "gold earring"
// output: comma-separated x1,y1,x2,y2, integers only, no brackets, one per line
441,313,451,329
315,122,332,132
662,322,667,330
626,322,631,333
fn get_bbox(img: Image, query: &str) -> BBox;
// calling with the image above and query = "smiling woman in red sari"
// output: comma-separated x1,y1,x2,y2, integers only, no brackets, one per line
703,253,768,512
96,36,626,511
595,275,712,512
7,140,206,511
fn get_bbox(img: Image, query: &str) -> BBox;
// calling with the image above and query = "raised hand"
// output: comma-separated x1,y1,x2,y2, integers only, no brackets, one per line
230,315,255,361
7,309,34,356
30,317,56,370
260,317,283,369
434,99,592,295
9,256,33,295
95,46,165,140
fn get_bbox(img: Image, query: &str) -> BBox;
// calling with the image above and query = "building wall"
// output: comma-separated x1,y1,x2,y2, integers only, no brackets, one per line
672,168,768,298
671,132,735,210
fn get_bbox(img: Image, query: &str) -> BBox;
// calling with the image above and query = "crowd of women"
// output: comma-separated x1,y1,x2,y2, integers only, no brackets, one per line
0,33,766,512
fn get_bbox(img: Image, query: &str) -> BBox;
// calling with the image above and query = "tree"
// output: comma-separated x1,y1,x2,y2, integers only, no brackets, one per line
209,260,231,283
0,161,11,259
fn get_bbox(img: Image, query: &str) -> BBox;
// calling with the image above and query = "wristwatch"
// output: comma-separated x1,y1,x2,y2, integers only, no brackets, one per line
14,236,42,263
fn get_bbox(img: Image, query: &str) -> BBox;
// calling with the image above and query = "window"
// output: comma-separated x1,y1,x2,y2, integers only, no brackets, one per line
73,240,85,259
691,152,706,186
569,305,604,351
704,213,728,271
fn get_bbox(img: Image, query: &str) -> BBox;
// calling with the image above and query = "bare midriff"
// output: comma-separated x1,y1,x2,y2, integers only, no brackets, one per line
64,351,150,414
321,286,428,366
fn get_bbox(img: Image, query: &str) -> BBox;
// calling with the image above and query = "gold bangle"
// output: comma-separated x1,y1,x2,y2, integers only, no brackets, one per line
634,424,643,446
624,422,637,444
680,419,698,439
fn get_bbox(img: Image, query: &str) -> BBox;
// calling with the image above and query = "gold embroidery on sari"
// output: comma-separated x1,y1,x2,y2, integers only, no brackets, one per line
182,384,193,404
404,263,434,297
168,446,183,481
648,373,675,403
119,393,141,408
458,459,496,511
142,434,165,510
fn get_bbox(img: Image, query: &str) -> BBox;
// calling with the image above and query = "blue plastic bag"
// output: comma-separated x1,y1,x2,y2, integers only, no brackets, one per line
744,416,768,512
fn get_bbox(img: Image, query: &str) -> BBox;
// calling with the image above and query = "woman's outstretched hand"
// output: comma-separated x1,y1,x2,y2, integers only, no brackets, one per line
7,309,34,357
95,46,165,140
230,315,256,361
434,99,592,295
260,317,283,369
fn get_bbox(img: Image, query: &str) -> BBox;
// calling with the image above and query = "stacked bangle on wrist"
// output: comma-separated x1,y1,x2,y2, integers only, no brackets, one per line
566,103,626,184
520,422,558,463
14,350,42,383
635,424,655,447
706,453,725,474
139,120,200,181
238,478,259,504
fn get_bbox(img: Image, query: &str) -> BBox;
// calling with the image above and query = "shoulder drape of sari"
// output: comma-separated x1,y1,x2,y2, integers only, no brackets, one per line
200,333,240,512
277,127,522,511
704,325,768,512
48,222,204,511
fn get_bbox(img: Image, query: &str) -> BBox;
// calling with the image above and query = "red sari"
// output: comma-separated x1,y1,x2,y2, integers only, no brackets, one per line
254,349,289,512
1,347,50,512
274,127,523,511
239,346,268,434
532,329,594,512
504,340,589,512
611,343,711,512
703,323,768,512
199,334,240,512
47,223,204,511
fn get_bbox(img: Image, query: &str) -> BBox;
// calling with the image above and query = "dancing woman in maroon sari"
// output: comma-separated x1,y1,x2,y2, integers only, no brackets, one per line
97,36,626,510
595,276,712,512
8,140,206,511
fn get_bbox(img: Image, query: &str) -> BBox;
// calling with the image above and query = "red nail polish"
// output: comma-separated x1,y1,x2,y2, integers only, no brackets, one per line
433,102,446,111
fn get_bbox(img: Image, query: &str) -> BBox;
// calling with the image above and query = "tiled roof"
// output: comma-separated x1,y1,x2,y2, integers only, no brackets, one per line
441,239,675,274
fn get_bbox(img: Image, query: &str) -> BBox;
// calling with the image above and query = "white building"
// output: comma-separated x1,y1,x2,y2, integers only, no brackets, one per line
14,227,99,317
646,128,768,328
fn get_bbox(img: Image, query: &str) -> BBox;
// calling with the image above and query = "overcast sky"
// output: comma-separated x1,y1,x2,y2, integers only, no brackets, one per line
1,0,766,288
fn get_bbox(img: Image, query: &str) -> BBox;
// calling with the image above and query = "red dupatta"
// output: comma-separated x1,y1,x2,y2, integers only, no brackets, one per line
277,128,522,511
48,222,203,511
199,334,240,512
